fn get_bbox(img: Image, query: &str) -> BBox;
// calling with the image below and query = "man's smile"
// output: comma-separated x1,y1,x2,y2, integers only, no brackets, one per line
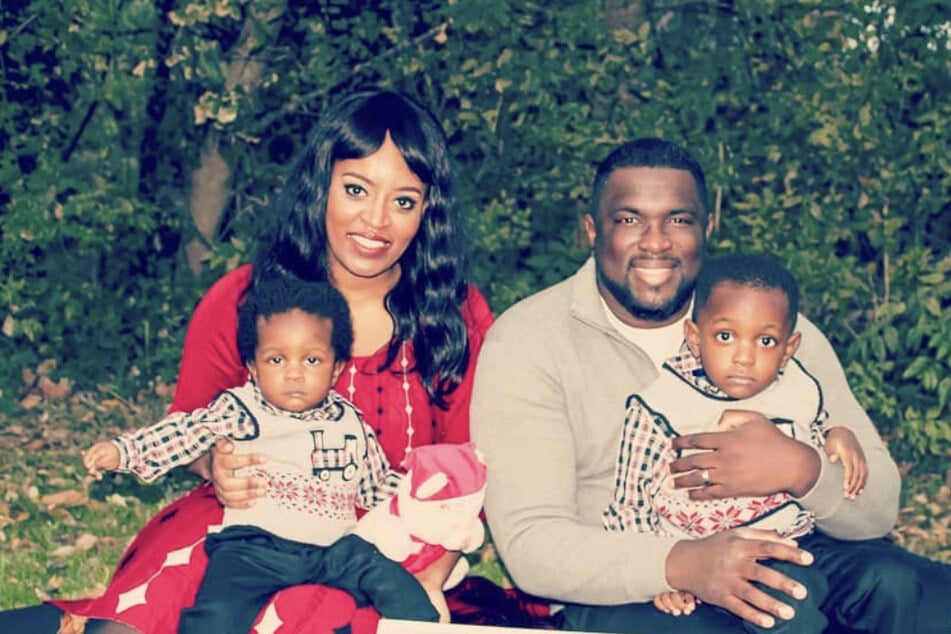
630,258,678,286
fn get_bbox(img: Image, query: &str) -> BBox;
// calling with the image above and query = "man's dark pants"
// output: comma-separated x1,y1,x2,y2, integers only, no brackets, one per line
562,534,949,634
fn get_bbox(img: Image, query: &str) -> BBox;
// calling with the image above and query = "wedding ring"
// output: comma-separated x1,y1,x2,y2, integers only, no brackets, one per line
700,468,711,487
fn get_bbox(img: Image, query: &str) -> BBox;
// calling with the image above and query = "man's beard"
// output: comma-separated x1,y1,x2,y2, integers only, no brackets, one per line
596,263,695,324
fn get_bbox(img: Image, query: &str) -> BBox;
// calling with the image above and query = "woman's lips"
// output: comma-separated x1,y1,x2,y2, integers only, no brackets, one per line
349,232,390,254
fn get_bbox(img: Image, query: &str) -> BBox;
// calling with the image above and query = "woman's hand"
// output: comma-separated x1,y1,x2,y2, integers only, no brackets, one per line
670,411,821,499
210,438,267,508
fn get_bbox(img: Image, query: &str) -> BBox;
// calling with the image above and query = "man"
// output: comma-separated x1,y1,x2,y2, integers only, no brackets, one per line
471,138,948,633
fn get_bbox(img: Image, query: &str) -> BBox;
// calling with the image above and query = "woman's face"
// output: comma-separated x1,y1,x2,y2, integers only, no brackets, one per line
325,133,427,286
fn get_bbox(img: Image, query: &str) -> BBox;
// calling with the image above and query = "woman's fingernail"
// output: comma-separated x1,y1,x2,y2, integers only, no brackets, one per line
778,605,795,620
792,585,807,600
801,551,814,565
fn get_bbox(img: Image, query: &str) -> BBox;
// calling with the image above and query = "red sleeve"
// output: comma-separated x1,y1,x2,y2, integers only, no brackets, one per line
433,284,495,444
170,265,253,413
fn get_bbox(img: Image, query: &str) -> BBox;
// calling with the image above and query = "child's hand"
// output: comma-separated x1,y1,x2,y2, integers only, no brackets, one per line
413,562,451,623
424,586,449,623
652,590,698,616
83,442,120,480
824,427,867,498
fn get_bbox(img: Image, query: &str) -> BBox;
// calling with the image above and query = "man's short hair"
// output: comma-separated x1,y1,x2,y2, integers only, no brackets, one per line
692,253,800,331
591,137,708,219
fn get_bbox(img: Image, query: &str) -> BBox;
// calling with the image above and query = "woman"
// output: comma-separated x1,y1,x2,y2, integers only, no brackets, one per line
4,88,494,633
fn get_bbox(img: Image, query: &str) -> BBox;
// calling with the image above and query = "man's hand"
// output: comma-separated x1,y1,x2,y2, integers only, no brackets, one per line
670,411,821,499
210,438,267,508
665,528,814,628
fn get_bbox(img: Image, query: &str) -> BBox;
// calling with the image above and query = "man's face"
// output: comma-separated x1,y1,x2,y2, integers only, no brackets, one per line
584,166,711,328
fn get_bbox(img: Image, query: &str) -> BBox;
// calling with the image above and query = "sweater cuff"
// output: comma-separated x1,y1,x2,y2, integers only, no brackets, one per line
792,445,840,520
113,438,132,471
634,536,680,598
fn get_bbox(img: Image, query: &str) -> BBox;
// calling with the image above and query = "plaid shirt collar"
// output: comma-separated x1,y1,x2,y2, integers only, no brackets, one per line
662,345,734,401
249,382,348,422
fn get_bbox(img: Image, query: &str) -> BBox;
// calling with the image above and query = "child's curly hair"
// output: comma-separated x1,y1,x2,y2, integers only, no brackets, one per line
237,275,353,364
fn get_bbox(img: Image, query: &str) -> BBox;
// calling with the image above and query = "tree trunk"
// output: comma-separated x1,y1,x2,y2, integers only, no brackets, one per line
185,2,286,275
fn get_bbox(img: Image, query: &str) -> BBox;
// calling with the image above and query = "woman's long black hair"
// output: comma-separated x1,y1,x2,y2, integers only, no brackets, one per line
251,88,470,408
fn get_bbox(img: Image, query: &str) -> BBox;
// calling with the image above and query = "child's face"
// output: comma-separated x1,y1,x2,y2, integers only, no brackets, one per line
684,282,800,400
247,308,345,413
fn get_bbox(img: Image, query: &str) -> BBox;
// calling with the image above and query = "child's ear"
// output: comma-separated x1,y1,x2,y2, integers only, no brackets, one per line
331,359,346,385
781,331,802,369
684,319,702,358
246,361,259,383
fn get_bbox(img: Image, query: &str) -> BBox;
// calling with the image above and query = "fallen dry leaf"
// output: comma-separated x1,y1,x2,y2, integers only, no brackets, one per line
38,376,73,400
154,379,177,399
19,393,43,409
11,537,39,550
49,545,76,558
75,533,98,551
40,490,87,507
106,493,129,507
49,506,77,526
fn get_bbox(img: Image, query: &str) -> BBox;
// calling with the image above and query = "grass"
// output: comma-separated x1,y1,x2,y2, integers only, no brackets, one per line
0,384,947,610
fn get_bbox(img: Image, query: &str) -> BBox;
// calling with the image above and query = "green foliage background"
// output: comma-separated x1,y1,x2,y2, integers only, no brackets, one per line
2,0,949,469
